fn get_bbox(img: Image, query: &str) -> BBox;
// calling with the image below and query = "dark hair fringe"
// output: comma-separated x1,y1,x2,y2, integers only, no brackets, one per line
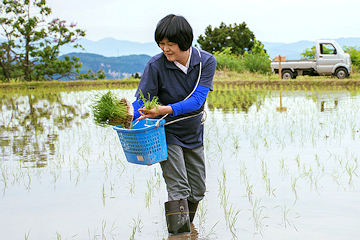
155,14,193,51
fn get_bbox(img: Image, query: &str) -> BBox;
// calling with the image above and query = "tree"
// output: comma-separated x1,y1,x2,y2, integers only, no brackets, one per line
300,46,316,59
76,69,106,80
197,22,258,55
343,46,360,69
0,0,85,81
131,72,141,79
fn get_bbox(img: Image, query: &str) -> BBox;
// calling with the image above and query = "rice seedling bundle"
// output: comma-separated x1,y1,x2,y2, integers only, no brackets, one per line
91,91,133,128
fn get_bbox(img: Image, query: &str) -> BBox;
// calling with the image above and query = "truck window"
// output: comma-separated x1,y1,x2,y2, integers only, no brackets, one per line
320,44,336,55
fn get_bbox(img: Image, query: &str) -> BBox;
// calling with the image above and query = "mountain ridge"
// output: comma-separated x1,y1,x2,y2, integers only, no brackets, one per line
60,37,161,58
1,36,358,59
59,52,151,79
58,37,360,60
1,37,359,78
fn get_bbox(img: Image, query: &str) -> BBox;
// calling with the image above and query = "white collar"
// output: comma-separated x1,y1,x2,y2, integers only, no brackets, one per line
174,47,192,74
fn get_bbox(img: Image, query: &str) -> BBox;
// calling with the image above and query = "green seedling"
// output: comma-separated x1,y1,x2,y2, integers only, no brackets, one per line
249,198,268,235
138,90,160,110
205,220,219,238
25,229,31,240
90,91,132,128
130,215,143,240
197,200,209,225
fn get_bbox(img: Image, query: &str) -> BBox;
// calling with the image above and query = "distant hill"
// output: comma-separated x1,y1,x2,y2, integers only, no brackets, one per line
60,37,161,57
58,37,360,60
2,37,359,78
2,36,359,59
59,52,151,79
263,38,360,60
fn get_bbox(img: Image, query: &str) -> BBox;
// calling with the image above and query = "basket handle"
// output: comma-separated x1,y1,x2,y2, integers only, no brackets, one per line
131,120,139,128
156,114,168,128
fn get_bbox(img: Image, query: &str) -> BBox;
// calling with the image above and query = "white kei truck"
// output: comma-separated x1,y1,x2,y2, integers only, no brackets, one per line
270,40,352,79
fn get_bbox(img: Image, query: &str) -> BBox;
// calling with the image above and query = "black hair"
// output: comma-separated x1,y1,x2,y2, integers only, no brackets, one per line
154,14,193,51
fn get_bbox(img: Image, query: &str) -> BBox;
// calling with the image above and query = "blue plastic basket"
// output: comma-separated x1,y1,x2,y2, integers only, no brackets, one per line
113,118,168,165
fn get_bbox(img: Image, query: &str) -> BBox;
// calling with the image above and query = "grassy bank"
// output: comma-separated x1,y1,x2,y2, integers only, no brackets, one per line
0,79,140,93
214,70,360,86
1,71,360,93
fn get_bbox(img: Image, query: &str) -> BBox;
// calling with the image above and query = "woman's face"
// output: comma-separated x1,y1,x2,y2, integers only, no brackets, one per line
159,38,189,65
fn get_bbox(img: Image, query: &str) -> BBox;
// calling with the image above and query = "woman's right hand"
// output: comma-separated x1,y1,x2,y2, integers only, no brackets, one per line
137,105,173,120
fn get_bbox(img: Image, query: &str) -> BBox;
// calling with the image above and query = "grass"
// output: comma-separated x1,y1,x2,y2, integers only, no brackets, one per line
217,164,241,238
1,71,360,94
0,79,140,93
24,229,31,240
249,198,268,235
275,204,298,230
213,70,360,87
130,215,143,240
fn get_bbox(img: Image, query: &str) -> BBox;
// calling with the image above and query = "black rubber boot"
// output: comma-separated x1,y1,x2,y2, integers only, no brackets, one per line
188,201,199,223
165,199,191,235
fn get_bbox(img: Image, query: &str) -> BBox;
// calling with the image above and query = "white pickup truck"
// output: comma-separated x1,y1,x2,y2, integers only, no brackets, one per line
270,40,352,79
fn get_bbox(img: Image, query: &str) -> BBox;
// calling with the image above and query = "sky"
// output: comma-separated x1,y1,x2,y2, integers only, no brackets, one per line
46,0,360,44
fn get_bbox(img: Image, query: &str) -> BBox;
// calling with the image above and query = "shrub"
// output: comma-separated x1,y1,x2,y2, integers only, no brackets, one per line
213,47,245,73
213,39,271,75
343,46,360,69
243,53,271,74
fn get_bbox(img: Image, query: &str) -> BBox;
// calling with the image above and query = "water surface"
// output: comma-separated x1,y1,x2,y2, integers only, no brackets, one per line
1,87,359,239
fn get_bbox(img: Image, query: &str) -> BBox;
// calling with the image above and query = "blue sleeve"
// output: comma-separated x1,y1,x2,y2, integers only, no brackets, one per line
169,85,210,117
132,99,144,119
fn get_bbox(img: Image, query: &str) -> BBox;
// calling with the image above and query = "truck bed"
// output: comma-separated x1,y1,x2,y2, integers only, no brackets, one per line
271,59,316,69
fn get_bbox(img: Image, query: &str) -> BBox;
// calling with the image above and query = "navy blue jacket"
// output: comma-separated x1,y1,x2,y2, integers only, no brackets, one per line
134,47,216,148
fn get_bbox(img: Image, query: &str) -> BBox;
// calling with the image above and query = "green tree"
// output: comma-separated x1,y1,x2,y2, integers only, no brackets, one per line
0,0,85,81
343,46,360,69
300,46,316,59
197,22,257,55
250,39,268,56
76,69,106,80
243,39,271,74
132,72,141,79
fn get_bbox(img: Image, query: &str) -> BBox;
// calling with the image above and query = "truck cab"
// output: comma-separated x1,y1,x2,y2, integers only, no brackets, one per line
316,40,351,78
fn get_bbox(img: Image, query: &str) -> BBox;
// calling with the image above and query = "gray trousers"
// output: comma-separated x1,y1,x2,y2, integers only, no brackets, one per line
160,144,206,203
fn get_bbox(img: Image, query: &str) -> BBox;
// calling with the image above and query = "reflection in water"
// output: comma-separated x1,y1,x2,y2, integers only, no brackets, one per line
0,92,90,167
1,87,360,239
167,224,203,240
207,86,350,115
320,100,338,112
207,85,269,113
276,91,287,112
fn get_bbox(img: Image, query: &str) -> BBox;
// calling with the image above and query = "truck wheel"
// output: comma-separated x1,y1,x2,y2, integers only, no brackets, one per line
335,68,348,79
282,70,293,79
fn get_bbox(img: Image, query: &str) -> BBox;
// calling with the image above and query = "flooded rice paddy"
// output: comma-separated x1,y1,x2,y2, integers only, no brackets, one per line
1,85,360,239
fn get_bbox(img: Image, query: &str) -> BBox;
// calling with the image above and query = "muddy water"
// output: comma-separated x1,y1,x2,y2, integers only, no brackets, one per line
0,88,359,239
